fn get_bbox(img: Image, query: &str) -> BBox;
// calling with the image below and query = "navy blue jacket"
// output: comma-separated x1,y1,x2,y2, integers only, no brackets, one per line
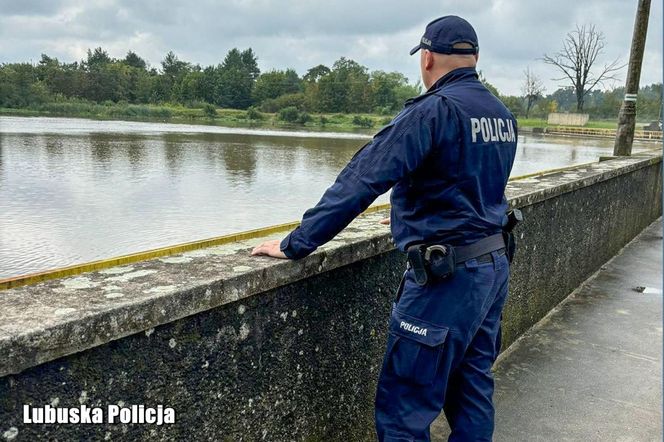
280,67,517,259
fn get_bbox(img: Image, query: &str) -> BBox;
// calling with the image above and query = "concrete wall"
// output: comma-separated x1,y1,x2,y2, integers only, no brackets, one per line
0,152,661,441
547,112,590,126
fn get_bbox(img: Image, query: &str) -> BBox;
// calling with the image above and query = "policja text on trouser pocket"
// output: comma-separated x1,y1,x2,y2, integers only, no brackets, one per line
386,306,449,386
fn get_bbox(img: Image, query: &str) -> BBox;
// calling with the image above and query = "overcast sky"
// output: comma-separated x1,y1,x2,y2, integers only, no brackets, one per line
0,0,661,96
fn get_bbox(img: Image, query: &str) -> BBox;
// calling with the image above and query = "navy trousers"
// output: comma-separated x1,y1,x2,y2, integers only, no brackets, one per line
375,250,509,442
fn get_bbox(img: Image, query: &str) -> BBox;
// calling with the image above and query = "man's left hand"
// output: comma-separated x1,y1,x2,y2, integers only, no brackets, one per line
251,239,288,259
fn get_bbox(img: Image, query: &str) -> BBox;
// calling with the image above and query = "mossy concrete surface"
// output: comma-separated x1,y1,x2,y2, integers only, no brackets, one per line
0,151,661,440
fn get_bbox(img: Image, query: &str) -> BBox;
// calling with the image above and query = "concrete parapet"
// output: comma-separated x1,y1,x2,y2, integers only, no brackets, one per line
0,151,661,441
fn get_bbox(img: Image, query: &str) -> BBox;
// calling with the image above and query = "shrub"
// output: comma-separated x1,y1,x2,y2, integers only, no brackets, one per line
297,111,312,124
352,115,374,128
278,106,313,124
203,103,217,118
246,106,264,120
260,92,307,113
278,106,300,123
319,116,329,125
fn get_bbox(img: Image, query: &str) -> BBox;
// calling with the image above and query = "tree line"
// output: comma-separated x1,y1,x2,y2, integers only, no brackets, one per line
495,76,661,121
0,47,419,115
0,45,660,122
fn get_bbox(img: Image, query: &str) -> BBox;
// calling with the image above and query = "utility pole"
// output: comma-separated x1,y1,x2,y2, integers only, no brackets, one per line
613,0,651,156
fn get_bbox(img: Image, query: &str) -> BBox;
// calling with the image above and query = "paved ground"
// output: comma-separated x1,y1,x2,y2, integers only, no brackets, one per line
432,220,662,441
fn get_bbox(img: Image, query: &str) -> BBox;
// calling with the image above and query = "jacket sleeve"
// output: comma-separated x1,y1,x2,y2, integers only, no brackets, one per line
280,105,438,259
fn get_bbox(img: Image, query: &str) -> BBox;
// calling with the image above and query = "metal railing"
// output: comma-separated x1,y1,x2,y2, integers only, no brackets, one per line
545,126,662,140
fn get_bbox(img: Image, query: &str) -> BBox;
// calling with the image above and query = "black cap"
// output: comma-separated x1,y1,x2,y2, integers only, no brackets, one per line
409,15,479,56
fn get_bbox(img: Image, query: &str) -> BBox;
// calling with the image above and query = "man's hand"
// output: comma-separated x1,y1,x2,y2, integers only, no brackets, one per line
380,217,390,225
251,239,288,259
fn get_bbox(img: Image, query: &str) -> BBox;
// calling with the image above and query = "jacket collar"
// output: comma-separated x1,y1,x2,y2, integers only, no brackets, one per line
427,67,479,92
404,67,479,107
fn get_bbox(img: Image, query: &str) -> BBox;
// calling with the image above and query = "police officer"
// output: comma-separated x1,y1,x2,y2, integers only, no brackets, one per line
252,15,517,442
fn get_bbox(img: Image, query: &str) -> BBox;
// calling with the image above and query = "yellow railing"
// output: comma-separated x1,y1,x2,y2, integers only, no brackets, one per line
0,161,610,291
546,126,662,140
0,204,390,291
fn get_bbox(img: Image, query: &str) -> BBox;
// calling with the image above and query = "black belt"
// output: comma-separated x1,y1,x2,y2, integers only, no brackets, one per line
453,233,506,263
406,247,504,268
473,247,506,264
406,233,506,286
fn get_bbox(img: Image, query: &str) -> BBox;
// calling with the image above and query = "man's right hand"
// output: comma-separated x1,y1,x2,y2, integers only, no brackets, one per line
379,218,390,225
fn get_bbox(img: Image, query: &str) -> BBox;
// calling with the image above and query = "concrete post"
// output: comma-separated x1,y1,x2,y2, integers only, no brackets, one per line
613,0,652,156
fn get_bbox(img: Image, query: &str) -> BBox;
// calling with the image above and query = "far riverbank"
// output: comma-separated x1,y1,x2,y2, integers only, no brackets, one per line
0,102,624,136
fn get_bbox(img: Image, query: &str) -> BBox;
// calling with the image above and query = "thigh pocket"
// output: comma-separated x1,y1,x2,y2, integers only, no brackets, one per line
387,307,449,386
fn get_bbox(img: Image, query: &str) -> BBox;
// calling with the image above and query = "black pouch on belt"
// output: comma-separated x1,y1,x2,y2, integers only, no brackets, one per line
503,208,523,263
407,245,430,286
407,244,456,286
425,245,456,280
502,231,516,264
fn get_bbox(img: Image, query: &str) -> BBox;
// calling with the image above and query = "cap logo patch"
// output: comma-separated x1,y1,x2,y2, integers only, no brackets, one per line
421,37,432,46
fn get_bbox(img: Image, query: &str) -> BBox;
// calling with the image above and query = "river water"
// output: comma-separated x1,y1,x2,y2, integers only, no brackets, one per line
0,116,650,278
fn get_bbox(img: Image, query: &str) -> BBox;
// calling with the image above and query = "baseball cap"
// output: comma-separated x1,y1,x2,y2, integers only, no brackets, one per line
409,15,479,56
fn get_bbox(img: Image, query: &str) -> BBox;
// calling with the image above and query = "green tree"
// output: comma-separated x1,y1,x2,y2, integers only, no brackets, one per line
217,48,260,109
317,57,371,113
240,48,260,81
180,70,205,103
501,95,525,117
86,47,112,69
548,87,577,112
252,69,301,103
370,71,411,111
303,64,331,82
124,51,147,70
638,83,662,121
0,63,43,106
161,51,190,81
160,51,191,101
394,80,422,105
199,65,222,105
37,55,80,98
131,69,155,103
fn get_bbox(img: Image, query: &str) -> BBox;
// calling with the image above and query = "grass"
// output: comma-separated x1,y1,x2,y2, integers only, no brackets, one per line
584,120,619,129
516,118,620,129
0,101,639,135
0,102,390,134
516,118,548,128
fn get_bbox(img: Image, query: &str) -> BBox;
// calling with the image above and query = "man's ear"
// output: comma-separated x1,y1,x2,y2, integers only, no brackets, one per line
424,50,434,70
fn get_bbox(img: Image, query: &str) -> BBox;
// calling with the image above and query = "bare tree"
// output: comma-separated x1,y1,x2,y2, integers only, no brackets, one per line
543,24,625,111
521,67,545,118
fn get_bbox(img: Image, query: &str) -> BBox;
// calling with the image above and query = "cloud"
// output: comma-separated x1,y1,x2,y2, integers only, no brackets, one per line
0,0,661,95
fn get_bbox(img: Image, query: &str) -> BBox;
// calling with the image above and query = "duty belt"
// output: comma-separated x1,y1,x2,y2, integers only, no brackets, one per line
406,233,506,286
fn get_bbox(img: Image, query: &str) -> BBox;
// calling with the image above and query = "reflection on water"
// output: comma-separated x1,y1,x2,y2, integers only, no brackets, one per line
0,116,651,278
